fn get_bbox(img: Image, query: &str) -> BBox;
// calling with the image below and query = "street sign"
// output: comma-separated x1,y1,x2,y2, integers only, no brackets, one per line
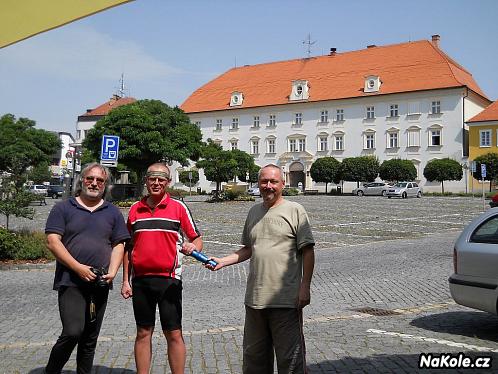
471,161,476,173
100,135,120,168
481,164,487,178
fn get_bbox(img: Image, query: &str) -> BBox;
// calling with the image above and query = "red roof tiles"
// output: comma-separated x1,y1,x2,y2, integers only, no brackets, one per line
468,101,498,123
181,39,487,114
80,95,136,117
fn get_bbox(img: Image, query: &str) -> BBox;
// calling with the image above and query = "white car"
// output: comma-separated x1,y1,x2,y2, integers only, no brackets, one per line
352,182,390,197
386,182,422,198
247,187,260,197
449,208,498,314
27,184,48,196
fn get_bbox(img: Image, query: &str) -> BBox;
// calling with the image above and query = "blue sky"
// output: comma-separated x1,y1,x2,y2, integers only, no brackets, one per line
1,0,497,135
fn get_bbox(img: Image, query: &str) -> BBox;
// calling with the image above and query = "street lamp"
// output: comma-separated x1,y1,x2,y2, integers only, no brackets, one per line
64,147,82,198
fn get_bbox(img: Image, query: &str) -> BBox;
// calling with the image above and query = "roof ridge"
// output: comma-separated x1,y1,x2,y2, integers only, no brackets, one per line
428,41,472,75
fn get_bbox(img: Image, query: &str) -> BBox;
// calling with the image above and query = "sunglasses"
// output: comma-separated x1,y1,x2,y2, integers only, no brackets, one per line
147,177,169,184
84,176,106,185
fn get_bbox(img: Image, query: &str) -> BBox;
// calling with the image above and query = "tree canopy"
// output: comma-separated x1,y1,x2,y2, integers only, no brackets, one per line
196,140,237,194
310,157,341,193
339,156,379,187
0,114,60,186
230,149,259,183
423,158,462,193
472,153,498,191
179,169,199,188
379,159,417,183
83,100,203,195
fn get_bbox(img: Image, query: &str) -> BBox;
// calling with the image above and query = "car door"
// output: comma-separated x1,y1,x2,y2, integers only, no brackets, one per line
406,183,414,197
364,183,376,196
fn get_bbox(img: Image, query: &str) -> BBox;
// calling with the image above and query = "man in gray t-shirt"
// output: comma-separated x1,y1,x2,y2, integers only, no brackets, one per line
209,164,315,374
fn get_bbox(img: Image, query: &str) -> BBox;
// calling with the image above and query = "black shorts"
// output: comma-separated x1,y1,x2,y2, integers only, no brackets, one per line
132,276,183,331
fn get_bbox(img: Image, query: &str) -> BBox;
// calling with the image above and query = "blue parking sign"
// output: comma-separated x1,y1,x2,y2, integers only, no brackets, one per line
481,164,487,178
101,135,119,166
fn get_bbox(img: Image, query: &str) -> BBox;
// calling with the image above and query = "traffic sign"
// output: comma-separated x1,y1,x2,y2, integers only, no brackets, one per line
471,161,476,173
100,135,119,167
481,164,487,178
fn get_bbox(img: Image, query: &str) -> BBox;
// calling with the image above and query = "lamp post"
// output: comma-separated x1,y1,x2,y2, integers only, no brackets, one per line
64,147,82,198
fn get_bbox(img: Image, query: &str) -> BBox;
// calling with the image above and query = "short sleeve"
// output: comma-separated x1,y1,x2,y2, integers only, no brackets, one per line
45,202,66,236
296,206,315,251
180,202,201,241
110,206,131,245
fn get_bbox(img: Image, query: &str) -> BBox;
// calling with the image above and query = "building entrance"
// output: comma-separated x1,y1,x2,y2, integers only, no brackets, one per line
289,162,305,189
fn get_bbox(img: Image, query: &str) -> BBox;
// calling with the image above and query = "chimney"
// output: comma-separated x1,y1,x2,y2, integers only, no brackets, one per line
431,34,440,48
367,44,376,49
329,48,337,56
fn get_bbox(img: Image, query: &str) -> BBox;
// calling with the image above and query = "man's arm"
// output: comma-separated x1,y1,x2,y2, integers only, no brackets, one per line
121,243,132,299
46,233,96,282
103,242,125,282
182,235,203,255
298,245,315,308
207,245,252,271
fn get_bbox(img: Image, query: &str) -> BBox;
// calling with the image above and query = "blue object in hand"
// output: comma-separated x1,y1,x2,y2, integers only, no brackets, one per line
190,250,218,268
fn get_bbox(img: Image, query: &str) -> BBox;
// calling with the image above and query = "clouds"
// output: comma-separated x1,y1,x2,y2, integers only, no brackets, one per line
0,25,181,81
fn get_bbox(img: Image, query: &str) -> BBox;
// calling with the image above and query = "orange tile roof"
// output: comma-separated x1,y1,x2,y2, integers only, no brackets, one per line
80,95,136,117
181,39,488,114
468,100,498,123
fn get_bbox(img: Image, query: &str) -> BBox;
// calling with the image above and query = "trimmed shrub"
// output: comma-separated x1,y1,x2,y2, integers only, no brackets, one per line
0,228,52,261
282,188,300,196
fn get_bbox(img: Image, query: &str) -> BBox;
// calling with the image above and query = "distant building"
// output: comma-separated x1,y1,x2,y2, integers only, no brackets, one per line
180,35,491,193
49,131,74,183
467,100,498,191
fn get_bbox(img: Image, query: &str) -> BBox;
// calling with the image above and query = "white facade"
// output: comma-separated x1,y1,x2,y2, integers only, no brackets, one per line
176,88,489,193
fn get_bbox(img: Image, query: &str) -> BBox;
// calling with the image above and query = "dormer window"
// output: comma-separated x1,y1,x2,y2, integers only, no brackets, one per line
230,91,243,107
290,80,309,101
364,75,381,93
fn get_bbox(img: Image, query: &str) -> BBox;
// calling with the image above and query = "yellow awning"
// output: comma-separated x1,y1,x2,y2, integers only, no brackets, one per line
0,0,133,48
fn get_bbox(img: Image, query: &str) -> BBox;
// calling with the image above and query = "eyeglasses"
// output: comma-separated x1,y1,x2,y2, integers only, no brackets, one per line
147,177,169,184
84,176,106,185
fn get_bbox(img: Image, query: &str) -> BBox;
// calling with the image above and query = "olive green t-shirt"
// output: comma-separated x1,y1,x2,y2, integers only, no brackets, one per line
242,199,315,309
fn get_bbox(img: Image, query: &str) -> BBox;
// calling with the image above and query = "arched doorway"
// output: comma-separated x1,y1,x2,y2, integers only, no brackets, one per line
289,162,305,189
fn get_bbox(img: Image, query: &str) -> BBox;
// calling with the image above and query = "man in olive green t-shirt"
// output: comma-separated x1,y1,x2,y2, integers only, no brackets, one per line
209,164,315,374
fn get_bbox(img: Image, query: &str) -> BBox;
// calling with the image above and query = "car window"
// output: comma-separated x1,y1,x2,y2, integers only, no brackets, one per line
396,183,407,188
470,215,498,244
413,183,418,187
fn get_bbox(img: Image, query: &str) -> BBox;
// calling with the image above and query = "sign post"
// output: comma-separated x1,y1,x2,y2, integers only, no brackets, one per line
471,161,476,195
100,135,120,168
188,171,192,196
481,164,487,211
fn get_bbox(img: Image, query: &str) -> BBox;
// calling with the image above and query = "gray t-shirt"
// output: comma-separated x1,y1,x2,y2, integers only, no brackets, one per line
241,199,315,308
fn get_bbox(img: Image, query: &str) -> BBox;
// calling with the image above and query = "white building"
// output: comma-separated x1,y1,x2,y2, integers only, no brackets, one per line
180,35,491,193
49,131,74,183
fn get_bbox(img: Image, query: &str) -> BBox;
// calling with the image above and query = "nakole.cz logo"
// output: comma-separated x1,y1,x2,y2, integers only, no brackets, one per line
419,353,491,369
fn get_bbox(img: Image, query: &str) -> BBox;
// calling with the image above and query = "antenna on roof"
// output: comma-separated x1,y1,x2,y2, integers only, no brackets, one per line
302,33,316,58
115,73,129,98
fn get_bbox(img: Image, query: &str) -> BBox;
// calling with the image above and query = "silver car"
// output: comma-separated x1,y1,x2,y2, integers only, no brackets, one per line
352,182,390,197
449,208,498,314
247,187,260,197
386,182,422,198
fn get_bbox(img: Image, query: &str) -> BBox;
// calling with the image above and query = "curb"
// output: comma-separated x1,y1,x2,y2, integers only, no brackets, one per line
0,261,56,271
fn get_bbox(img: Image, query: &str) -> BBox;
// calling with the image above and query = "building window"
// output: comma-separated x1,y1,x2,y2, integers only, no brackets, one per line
251,140,259,154
319,136,328,151
216,119,222,131
366,106,375,119
408,102,420,115
253,116,260,128
298,138,306,152
268,114,276,127
407,128,421,147
77,130,81,139
336,109,344,121
364,132,375,149
289,139,297,152
480,129,491,147
389,104,399,117
388,132,399,148
267,138,276,153
231,118,239,130
213,139,222,146
431,100,441,114
230,140,238,150
295,113,303,125
194,121,201,128
334,135,344,151
320,110,328,123
429,128,442,146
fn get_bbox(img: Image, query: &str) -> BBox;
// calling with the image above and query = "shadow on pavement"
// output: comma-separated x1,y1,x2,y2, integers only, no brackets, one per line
410,311,498,342
28,367,135,373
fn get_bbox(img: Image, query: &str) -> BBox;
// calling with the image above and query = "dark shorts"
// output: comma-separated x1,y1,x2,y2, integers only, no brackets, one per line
132,276,183,331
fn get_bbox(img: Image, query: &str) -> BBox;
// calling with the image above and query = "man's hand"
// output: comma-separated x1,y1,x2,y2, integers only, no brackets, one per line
76,264,97,282
204,257,224,271
181,242,197,256
297,282,311,308
121,281,133,299
102,271,117,284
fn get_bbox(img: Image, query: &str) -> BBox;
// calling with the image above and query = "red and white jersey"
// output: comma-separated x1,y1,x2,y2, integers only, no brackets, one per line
127,194,201,280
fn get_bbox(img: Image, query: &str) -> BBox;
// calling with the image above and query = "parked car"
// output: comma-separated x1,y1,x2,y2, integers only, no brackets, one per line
352,182,390,197
47,185,64,199
386,182,422,198
27,184,48,196
449,208,498,314
247,187,261,197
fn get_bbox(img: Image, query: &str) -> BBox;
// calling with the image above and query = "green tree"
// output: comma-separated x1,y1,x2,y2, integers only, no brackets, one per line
423,158,463,193
179,169,199,187
230,149,259,183
310,157,341,193
0,177,37,230
27,161,51,184
0,114,61,187
83,100,203,196
339,156,379,187
472,153,498,191
379,159,417,183
196,140,237,196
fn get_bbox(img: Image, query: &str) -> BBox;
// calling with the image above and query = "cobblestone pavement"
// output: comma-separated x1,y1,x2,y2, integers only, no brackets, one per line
1,195,498,373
